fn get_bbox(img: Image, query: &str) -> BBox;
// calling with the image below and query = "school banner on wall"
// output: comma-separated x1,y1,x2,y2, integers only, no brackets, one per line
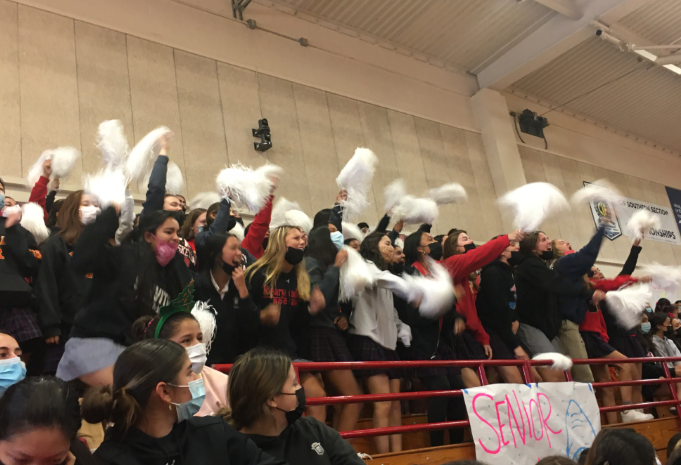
463,382,601,465
583,182,681,245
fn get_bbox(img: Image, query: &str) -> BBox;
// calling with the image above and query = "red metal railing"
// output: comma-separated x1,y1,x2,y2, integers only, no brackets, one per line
213,356,681,439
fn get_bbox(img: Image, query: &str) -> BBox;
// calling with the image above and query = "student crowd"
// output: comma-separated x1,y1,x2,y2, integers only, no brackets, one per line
0,133,677,465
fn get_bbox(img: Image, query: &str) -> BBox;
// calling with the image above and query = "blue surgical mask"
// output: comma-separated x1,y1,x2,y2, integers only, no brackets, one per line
198,226,204,233
0,193,4,211
646,307,653,313
0,357,26,395
330,231,344,251
641,322,651,334
170,378,206,422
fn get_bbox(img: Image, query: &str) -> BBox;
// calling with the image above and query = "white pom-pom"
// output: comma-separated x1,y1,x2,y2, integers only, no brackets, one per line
256,164,283,183
429,182,467,205
405,258,455,319
270,198,312,233
230,221,245,242
97,120,129,168
605,284,653,330
84,168,127,209
165,162,184,195
532,352,573,371
393,196,438,225
216,163,278,213
337,148,378,221
189,192,221,211
626,210,662,243
339,246,375,301
20,202,49,244
342,222,364,242
126,126,171,182
497,182,570,232
191,301,217,353
26,150,52,187
639,263,681,293
384,179,406,214
571,179,623,207
394,237,405,249
50,147,81,180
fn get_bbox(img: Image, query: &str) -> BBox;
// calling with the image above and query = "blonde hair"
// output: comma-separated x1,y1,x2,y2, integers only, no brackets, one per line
221,348,291,430
246,226,310,301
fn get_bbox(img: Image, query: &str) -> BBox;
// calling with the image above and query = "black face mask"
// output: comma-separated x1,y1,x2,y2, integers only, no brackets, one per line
262,237,269,250
231,215,244,227
391,262,404,275
277,387,306,426
222,261,236,275
166,210,186,228
508,251,522,267
464,243,476,253
540,250,554,261
284,247,305,265
428,242,443,261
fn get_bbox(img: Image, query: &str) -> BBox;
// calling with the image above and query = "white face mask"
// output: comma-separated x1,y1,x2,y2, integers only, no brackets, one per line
80,205,101,225
1,205,21,217
186,343,207,374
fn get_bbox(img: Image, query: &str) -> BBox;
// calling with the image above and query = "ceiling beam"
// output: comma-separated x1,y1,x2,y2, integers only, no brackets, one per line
476,0,655,91
532,0,581,20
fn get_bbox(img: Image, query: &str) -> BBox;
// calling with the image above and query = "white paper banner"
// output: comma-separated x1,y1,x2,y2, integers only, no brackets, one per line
616,198,681,245
463,382,601,465
583,181,680,245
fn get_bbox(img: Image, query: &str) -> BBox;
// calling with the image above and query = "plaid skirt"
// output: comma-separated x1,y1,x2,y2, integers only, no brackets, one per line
398,340,462,379
581,331,616,359
0,307,42,342
308,326,354,363
609,333,647,359
346,334,404,379
485,326,516,361
451,330,488,361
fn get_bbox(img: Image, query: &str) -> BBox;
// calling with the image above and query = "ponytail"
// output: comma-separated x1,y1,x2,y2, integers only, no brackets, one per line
82,385,141,433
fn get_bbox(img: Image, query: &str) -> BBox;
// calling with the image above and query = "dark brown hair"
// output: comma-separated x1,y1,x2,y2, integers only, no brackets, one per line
132,312,197,342
519,231,544,256
81,339,187,433
222,348,291,430
179,208,206,241
56,190,85,245
443,229,467,259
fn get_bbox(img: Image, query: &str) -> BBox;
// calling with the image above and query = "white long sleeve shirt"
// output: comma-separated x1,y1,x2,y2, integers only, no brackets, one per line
348,262,418,350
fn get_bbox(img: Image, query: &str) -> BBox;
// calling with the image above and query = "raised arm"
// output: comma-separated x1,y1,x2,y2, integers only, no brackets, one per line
241,195,273,259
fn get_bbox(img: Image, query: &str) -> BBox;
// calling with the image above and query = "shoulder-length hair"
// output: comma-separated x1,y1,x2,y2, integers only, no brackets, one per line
180,208,206,241
360,231,388,271
56,190,85,245
246,226,310,301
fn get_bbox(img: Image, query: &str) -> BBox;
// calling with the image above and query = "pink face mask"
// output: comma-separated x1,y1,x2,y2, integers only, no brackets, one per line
152,235,179,266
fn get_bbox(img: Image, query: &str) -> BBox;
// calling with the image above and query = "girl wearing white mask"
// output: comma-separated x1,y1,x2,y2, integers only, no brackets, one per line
133,306,229,417
82,339,283,465
35,190,98,373
56,209,193,387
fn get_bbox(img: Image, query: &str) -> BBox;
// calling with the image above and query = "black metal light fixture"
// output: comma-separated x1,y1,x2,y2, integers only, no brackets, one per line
253,118,272,152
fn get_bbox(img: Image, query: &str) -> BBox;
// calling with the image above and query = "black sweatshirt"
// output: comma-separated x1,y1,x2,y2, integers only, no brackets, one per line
70,207,193,345
94,416,286,465
476,260,520,351
515,254,595,340
603,245,642,338
305,257,347,328
34,234,92,339
194,268,260,365
246,417,363,465
0,218,40,307
248,266,310,358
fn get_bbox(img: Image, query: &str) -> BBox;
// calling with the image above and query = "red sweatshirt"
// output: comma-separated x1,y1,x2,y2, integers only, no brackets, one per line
579,275,639,342
240,196,273,260
28,176,49,220
442,235,510,346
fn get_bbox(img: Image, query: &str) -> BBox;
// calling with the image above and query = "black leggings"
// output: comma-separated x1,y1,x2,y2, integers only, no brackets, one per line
422,373,468,446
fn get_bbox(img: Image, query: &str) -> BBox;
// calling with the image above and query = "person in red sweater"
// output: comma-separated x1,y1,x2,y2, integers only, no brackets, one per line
580,274,654,424
241,194,274,260
442,229,525,387
28,158,60,221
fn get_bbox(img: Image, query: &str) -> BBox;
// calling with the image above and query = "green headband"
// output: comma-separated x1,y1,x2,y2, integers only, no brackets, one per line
154,280,196,339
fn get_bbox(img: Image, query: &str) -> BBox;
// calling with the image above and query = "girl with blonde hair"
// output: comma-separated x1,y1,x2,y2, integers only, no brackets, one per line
246,225,326,422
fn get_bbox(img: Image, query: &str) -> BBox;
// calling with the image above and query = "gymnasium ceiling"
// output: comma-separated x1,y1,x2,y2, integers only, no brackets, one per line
258,0,681,155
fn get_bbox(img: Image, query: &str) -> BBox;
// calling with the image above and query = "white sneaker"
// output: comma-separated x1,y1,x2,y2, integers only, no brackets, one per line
621,409,654,423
